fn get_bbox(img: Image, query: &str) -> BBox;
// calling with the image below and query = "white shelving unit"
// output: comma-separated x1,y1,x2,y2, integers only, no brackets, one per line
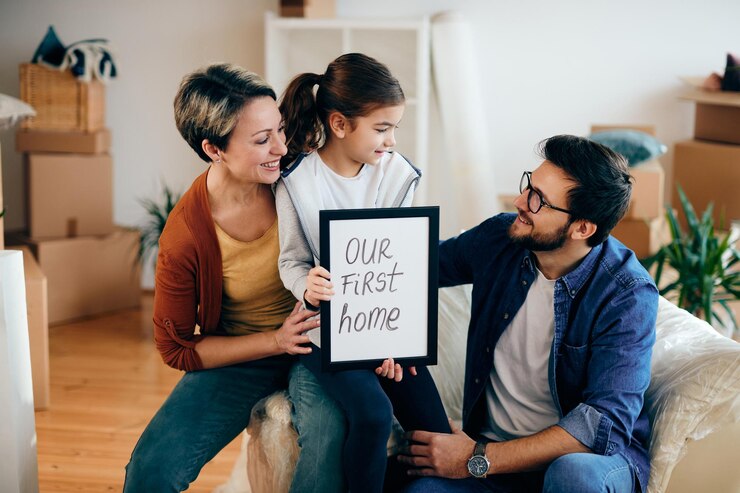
265,12,431,202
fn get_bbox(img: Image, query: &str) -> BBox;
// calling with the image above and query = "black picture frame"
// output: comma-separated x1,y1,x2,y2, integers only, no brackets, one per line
319,206,439,371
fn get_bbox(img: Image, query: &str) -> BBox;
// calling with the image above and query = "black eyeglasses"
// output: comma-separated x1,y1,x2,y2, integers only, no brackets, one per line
519,171,572,215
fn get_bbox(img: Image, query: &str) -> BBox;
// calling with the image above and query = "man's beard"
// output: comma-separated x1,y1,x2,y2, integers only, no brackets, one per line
508,220,572,252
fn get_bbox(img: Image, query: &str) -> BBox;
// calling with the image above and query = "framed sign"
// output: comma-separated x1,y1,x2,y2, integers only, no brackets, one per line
319,206,439,371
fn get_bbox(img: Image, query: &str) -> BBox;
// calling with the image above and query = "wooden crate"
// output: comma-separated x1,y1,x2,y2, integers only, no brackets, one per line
19,63,105,131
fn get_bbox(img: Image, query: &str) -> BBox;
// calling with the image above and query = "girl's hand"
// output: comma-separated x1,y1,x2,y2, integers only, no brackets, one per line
374,360,419,382
375,358,404,382
274,301,319,355
305,266,334,307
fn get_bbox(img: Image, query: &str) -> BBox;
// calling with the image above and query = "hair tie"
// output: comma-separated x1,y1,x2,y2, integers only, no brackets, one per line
317,73,324,85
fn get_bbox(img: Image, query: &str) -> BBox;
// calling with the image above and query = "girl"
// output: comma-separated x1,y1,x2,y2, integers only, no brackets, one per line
275,53,451,493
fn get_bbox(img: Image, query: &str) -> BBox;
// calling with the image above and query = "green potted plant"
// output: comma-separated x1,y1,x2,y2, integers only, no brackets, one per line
138,185,181,271
643,186,740,336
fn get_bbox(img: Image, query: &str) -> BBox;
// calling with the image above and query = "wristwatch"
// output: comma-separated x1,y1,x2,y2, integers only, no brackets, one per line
466,441,490,478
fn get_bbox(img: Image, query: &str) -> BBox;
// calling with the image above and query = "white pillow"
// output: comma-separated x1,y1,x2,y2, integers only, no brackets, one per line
645,297,740,493
0,94,36,130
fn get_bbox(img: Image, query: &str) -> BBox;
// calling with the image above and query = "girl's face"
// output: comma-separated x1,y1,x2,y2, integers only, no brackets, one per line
341,104,405,166
219,96,287,184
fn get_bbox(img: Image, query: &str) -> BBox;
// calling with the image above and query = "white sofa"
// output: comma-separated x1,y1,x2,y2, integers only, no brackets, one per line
215,286,740,493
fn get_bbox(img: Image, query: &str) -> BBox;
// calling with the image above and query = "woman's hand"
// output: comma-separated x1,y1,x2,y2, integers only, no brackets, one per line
274,301,319,355
304,266,334,308
374,359,418,382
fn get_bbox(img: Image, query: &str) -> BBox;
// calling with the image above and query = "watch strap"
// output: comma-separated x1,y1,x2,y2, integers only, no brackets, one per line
474,441,487,457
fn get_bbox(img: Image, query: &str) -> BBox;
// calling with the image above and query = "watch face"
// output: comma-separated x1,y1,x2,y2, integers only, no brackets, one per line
467,455,489,478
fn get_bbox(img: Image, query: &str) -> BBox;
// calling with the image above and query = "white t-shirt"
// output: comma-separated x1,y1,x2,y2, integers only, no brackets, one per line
316,157,384,209
296,152,414,346
481,266,560,441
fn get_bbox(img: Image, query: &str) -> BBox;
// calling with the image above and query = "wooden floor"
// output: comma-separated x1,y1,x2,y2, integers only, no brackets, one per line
35,293,241,492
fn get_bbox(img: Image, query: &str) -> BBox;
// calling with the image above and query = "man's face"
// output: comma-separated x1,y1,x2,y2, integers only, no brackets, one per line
509,161,575,252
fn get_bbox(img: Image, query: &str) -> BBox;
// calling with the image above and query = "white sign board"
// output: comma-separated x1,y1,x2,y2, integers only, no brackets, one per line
319,207,439,370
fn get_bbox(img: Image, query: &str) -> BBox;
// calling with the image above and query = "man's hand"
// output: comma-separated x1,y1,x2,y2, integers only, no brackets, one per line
398,419,476,478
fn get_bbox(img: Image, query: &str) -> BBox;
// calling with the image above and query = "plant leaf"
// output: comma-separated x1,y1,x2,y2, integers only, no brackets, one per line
136,184,182,271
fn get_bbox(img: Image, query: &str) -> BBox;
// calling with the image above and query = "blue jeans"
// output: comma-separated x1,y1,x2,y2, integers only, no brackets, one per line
402,452,635,493
288,361,346,492
123,355,346,493
302,345,451,493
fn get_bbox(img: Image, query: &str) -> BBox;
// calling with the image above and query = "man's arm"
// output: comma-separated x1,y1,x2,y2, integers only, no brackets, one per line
438,224,478,287
400,422,588,478
556,282,657,455
400,275,658,478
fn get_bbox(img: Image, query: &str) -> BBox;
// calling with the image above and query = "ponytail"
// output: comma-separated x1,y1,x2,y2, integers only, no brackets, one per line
279,72,323,168
279,53,405,168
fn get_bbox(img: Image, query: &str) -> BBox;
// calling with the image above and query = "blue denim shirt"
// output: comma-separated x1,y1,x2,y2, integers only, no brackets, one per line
439,213,657,490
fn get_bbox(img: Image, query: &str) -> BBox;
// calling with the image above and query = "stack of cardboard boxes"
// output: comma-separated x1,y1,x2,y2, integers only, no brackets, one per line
595,125,670,259
10,64,141,408
675,90,740,228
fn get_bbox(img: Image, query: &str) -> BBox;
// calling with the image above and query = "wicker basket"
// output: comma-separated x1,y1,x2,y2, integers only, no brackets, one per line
19,64,105,132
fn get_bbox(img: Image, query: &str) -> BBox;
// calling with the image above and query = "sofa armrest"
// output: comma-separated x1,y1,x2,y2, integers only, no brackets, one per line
645,297,740,493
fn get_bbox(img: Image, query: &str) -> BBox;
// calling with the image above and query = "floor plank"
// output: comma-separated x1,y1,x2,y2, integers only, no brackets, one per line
36,293,241,492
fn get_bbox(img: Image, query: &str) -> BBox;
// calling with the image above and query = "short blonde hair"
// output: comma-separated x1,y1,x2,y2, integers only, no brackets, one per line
174,63,276,163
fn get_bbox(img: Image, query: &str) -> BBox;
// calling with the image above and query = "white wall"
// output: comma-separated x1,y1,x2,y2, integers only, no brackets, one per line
340,0,736,201
0,0,737,287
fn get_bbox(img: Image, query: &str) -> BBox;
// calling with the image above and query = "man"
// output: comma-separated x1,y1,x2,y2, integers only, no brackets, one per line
399,135,658,493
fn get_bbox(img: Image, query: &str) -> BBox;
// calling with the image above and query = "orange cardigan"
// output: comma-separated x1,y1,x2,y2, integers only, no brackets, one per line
153,169,223,371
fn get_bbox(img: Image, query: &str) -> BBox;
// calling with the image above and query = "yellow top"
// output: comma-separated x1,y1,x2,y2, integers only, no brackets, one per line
216,219,297,335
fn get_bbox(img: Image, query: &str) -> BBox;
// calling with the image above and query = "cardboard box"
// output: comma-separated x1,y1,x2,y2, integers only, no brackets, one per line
16,128,111,154
673,140,740,228
680,89,740,145
280,0,335,17
27,153,114,239
611,216,669,259
9,246,50,410
591,124,656,136
694,103,740,146
626,160,665,220
498,194,518,212
18,228,141,325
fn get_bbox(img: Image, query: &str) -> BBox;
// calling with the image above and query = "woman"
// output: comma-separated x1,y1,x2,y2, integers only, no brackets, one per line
123,63,345,493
